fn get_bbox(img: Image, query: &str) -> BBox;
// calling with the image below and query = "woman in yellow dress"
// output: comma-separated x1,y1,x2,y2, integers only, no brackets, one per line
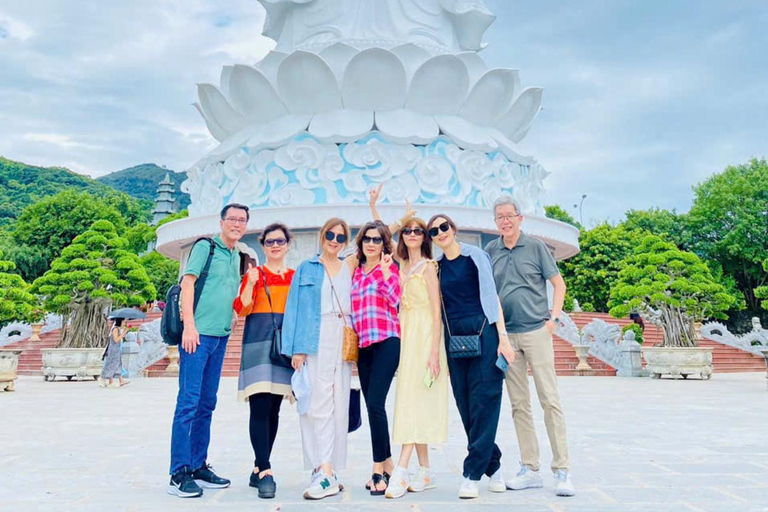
369,188,448,499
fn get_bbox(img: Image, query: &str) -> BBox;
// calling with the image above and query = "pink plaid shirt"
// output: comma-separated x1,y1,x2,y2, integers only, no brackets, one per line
351,263,402,348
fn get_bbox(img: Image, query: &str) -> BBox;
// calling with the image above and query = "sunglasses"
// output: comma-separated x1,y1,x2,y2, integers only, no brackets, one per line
324,231,348,244
402,227,425,236
362,236,383,245
263,238,287,247
428,221,451,238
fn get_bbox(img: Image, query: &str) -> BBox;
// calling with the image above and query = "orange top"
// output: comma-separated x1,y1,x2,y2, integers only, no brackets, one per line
233,267,295,316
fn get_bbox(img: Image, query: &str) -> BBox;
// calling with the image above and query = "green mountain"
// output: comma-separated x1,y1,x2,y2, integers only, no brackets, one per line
0,156,119,227
97,163,190,210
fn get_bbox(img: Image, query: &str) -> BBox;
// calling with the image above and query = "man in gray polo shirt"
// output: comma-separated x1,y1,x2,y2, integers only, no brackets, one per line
484,195,575,497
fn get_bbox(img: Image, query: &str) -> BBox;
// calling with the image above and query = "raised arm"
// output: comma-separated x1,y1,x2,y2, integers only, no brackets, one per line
423,261,443,377
369,184,417,238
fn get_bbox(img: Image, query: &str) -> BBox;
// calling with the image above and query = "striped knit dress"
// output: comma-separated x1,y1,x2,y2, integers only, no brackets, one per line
233,267,295,402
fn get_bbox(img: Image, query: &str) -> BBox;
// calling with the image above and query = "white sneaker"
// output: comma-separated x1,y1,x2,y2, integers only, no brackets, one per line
488,468,506,493
303,472,340,500
385,466,409,499
554,469,576,497
97,378,107,388
506,464,543,490
458,477,479,499
408,466,436,492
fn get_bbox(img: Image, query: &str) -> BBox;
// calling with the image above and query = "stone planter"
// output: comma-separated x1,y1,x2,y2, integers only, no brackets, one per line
572,344,593,374
41,348,104,381
0,349,22,391
642,346,714,380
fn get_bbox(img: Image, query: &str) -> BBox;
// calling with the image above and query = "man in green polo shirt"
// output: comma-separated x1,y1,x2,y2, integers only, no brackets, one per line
168,203,248,498
484,195,575,498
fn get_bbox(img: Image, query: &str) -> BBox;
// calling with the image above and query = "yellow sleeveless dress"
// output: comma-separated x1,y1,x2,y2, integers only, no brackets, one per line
392,260,449,444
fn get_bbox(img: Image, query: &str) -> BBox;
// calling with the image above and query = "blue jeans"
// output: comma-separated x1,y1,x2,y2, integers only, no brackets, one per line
169,334,229,475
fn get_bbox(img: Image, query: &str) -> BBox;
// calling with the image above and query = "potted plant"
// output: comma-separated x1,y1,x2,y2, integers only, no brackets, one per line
0,250,42,390
608,235,737,380
31,220,156,381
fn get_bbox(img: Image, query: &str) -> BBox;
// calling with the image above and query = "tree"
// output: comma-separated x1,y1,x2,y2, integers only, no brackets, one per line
620,208,690,250
545,205,582,229
0,239,49,283
608,235,737,347
31,220,157,347
755,259,768,311
560,223,644,312
0,250,42,328
687,158,768,317
124,223,157,254
140,251,180,297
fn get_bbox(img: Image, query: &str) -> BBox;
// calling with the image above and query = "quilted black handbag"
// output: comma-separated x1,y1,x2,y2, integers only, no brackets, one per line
439,266,485,359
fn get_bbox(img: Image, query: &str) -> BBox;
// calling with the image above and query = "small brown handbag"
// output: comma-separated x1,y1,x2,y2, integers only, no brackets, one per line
322,262,359,363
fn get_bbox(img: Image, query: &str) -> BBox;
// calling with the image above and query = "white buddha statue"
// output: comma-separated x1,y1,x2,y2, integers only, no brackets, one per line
258,0,495,53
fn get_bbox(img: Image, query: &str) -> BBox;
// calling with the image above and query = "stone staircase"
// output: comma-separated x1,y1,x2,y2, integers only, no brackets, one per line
7,311,765,378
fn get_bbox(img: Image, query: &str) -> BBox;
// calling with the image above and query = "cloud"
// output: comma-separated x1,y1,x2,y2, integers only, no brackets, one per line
0,0,766,225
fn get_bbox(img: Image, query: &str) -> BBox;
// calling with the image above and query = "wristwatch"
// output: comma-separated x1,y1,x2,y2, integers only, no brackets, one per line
551,316,560,325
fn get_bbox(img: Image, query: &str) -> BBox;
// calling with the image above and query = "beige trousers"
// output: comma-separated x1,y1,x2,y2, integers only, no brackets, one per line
505,325,569,472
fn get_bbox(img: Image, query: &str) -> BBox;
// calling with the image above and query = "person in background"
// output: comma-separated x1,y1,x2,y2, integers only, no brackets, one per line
428,213,515,500
167,203,247,499
485,195,575,497
233,223,295,499
98,318,129,388
281,218,354,500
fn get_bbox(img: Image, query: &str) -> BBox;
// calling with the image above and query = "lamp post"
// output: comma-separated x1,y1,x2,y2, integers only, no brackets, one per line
573,194,587,226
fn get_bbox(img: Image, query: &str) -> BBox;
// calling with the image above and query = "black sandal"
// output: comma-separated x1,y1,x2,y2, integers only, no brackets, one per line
365,471,390,491
370,473,386,496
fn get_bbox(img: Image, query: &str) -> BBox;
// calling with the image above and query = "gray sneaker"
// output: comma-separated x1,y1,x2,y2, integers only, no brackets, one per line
554,469,576,497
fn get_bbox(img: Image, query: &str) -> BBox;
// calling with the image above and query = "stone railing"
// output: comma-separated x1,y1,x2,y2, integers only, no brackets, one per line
699,319,767,356
0,314,62,348
556,313,645,377
122,320,169,378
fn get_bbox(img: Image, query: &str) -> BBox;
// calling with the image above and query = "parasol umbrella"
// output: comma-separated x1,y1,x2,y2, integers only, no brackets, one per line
108,308,146,320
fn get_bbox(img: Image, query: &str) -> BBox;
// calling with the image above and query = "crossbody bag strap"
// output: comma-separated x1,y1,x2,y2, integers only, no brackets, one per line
192,238,216,314
321,260,349,327
438,264,453,338
260,267,278,330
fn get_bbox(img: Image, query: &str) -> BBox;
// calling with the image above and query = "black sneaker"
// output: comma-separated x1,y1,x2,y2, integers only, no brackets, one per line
167,467,203,498
257,474,277,499
249,471,260,488
192,463,231,489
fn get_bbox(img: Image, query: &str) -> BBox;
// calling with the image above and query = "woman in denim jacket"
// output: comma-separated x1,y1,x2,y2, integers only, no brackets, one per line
281,218,354,500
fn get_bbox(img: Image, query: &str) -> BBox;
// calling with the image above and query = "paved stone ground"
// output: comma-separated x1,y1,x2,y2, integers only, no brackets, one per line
2,373,767,512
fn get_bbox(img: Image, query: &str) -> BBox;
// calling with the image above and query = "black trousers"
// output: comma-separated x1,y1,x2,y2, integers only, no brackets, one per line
445,315,504,480
357,336,401,463
248,393,283,471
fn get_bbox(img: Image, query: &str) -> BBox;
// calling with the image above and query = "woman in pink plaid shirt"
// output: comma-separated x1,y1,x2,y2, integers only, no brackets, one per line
351,220,402,495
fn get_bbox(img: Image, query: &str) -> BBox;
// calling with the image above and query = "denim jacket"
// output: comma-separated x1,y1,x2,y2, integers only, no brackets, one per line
281,255,326,357
436,242,500,325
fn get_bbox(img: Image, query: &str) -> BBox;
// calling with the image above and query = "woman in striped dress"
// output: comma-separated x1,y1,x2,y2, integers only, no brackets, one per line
233,223,295,500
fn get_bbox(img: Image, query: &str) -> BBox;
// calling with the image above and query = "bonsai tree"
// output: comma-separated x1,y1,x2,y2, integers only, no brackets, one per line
621,324,644,344
31,220,157,348
0,250,43,328
608,235,736,347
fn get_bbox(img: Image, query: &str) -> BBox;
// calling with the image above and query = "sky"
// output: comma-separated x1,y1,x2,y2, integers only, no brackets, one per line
1,0,766,225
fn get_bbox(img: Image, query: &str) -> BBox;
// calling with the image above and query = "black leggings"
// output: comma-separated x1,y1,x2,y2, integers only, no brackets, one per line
248,393,283,471
357,337,401,463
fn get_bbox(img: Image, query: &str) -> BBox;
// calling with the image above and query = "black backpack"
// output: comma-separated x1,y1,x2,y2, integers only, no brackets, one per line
161,238,216,345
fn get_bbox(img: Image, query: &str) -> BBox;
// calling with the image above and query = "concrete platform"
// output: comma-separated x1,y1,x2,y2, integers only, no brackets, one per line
1,373,767,511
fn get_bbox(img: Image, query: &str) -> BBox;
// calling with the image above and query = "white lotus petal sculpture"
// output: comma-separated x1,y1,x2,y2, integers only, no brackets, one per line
157,0,579,265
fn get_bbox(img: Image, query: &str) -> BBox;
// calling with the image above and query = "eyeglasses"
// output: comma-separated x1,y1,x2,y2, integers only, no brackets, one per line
263,238,287,247
224,217,248,225
495,214,522,223
428,221,451,238
402,227,425,236
324,231,348,244
362,236,383,245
